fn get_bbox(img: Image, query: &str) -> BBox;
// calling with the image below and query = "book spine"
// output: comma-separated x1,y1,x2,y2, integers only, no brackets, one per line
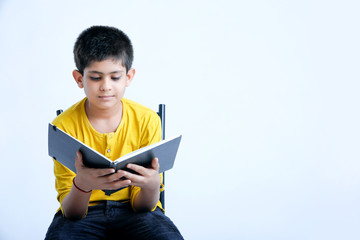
109,161,116,170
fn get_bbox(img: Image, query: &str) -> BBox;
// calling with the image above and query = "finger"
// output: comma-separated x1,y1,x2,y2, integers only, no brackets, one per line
94,168,116,177
102,178,132,190
126,163,146,175
85,171,129,190
123,171,144,184
75,151,82,163
75,151,85,170
152,158,159,172
75,151,115,176
104,170,127,182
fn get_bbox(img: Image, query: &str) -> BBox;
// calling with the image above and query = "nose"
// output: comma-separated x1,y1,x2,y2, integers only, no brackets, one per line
100,77,112,91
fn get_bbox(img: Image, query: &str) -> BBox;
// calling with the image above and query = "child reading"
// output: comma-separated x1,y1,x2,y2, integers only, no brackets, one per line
45,25,183,240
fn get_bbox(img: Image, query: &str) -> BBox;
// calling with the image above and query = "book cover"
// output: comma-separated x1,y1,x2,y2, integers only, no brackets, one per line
48,123,181,195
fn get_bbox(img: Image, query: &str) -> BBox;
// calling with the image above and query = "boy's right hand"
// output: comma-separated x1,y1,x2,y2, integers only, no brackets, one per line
74,151,131,191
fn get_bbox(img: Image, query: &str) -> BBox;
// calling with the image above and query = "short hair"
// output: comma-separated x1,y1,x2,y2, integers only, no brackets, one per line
73,26,134,74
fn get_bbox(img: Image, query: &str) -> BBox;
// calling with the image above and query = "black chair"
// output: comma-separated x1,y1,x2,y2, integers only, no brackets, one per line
157,104,166,209
56,104,166,209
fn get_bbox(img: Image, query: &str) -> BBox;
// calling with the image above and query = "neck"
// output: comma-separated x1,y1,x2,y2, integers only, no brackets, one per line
84,99,123,133
85,99,123,119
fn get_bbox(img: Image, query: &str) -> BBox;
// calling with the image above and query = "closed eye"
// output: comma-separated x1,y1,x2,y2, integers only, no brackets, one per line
112,77,121,80
90,77,101,81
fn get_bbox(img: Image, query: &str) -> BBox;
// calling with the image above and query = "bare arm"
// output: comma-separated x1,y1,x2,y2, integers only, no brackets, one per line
62,152,131,219
125,158,161,212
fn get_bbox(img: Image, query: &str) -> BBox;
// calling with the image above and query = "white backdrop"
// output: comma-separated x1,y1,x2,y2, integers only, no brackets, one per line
0,0,359,239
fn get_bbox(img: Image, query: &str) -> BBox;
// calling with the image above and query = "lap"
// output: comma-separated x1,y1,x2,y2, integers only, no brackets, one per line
45,201,183,240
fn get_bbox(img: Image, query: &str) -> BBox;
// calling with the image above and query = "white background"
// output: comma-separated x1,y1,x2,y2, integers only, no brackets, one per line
0,0,359,239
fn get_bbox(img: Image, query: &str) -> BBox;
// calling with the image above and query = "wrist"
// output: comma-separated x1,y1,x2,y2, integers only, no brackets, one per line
73,177,92,193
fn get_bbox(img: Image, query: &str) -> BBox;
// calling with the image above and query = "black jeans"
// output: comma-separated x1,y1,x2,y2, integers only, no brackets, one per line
45,201,183,240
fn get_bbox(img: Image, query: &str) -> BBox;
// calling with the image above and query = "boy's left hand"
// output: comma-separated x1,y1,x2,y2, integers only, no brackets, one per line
123,158,161,191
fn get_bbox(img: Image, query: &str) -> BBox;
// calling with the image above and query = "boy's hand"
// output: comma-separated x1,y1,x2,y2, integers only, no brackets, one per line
74,151,131,191
124,158,161,191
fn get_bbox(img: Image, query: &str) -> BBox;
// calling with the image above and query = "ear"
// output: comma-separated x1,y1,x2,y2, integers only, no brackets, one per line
73,70,84,89
125,68,135,87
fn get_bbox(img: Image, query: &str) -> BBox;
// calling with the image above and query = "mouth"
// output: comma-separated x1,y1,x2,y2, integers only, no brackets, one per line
99,95,115,100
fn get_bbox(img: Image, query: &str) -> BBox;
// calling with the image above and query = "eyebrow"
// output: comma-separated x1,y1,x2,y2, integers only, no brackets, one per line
88,70,124,74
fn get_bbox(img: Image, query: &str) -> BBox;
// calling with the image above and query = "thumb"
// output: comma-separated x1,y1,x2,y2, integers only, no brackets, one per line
75,151,84,167
152,157,160,172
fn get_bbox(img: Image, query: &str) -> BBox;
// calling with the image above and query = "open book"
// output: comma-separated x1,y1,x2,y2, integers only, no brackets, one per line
48,123,181,195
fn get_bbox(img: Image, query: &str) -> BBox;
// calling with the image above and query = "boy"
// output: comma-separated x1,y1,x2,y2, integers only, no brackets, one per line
45,26,183,239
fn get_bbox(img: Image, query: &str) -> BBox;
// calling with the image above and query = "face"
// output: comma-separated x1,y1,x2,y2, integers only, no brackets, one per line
73,58,135,112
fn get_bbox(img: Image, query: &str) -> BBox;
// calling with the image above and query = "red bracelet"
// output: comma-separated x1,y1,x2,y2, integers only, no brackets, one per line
73,177,92,193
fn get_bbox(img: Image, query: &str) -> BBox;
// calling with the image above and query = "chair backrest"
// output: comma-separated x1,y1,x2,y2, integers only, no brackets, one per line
56,103,166,209
157,104,166,209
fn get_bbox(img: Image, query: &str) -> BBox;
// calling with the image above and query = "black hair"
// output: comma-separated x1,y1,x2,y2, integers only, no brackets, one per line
73,26,134,74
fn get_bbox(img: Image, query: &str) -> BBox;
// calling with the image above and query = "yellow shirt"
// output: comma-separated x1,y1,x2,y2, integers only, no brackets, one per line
52,97,163,212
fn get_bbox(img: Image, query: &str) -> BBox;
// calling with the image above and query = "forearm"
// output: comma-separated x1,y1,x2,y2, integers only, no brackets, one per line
61,179,91,219
133,187,160,212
